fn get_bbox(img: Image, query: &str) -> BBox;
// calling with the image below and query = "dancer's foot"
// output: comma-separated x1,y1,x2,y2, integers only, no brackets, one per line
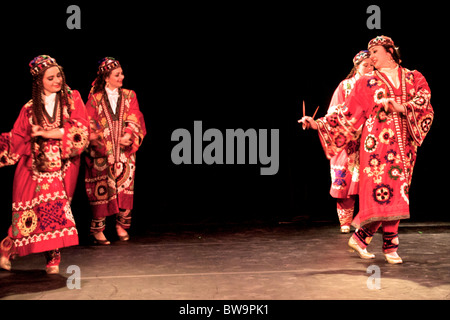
45,250,61,275
0,255,11,271
340,225,351,234
92,232,110,245
384,252,403,264
116,224,130,242
348,236,375,259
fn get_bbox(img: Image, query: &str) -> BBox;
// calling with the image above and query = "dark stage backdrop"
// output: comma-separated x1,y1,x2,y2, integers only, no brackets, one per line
0,2,447,239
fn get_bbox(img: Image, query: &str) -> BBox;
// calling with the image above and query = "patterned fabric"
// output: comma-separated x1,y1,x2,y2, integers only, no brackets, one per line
116,209,132,230
368,35,395,50
353,227,374,248
85,88,146,218
327,75,361,199
29,55,58,76
0,90,89,256
317,66,433,228
337,198,355,227
353,50,370,66
98,57,121,74
383,232,399,253
353,220,400,252
90,218,106,234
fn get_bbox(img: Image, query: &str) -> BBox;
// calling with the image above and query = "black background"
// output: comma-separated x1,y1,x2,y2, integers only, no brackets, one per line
0,1,447,241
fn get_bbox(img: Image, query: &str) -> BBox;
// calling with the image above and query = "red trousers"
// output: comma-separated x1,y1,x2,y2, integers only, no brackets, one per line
353,220,400,253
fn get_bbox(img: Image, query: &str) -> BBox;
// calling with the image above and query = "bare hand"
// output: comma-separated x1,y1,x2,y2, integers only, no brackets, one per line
381,98,405,114
120,133,133,147
31,126,63,139
298,117,318,130
31,125,45,137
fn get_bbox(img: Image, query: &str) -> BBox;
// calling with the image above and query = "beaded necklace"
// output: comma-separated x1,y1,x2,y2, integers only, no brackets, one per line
100,89,126,176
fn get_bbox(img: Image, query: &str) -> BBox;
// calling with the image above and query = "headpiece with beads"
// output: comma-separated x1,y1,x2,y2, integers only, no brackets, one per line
29,55,59,77
353,50,370,66
98,57,121,74
368,35,395,50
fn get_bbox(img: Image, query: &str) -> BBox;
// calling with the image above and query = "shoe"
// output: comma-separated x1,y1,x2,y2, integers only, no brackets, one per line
1,237,13,271
92,232,111,245
45,250,61,275
340,226,351,234
116,225,130,242
385,252,403,264
93,238,111,245
348,236,375,259
46,265,60,274
118,234,130,242
0,255,11,271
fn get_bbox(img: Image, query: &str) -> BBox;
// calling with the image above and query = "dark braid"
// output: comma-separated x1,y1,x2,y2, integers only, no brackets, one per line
31,65,69,126
59,69,71,118
31,72,44,125
92,70,113,94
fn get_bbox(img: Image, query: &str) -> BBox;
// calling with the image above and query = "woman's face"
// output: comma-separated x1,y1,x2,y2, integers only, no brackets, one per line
357,58,373,76
106,67,125,90
369,45,393,69
42,66,62,95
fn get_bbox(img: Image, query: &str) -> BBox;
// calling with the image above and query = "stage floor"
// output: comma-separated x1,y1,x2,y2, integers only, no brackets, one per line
1,222,450,300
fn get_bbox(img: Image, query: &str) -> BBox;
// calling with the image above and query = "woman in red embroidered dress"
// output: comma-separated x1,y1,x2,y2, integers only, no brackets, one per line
85,58,146,245
327,50,373,233
300,36,433,264
0,55,89,273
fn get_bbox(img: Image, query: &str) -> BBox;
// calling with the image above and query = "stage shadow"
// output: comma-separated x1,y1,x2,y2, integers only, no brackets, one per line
0,269,67,299
303,259,450,289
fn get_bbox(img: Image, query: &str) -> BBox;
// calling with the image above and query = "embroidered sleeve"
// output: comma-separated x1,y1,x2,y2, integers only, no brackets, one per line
0,104,32,167
317,79,368,160
402,71,433,146
0,132,19,167
61,90,90,159
317,107,361,160
123,90,146,155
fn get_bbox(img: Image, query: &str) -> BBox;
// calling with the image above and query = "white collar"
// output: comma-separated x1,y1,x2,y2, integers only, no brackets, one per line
105,87,119,114
379,65,399,75
105,86,119,96
43,92,57,106
42,93,57,117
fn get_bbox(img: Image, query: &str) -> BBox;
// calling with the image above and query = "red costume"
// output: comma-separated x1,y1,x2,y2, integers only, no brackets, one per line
84,58,146,236
85,88,146,219
0,56,89,260
318,65,433,228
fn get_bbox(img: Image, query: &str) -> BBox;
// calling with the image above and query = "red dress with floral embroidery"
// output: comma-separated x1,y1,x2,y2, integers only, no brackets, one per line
84,89,146,218
0,89,89,256
317,67,433,228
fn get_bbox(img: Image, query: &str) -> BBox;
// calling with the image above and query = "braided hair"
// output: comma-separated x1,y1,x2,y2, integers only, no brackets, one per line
31,65,69,126
91,69,114,95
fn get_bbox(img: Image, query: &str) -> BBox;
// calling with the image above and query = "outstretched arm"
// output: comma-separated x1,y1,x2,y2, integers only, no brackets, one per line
298,116,318,130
